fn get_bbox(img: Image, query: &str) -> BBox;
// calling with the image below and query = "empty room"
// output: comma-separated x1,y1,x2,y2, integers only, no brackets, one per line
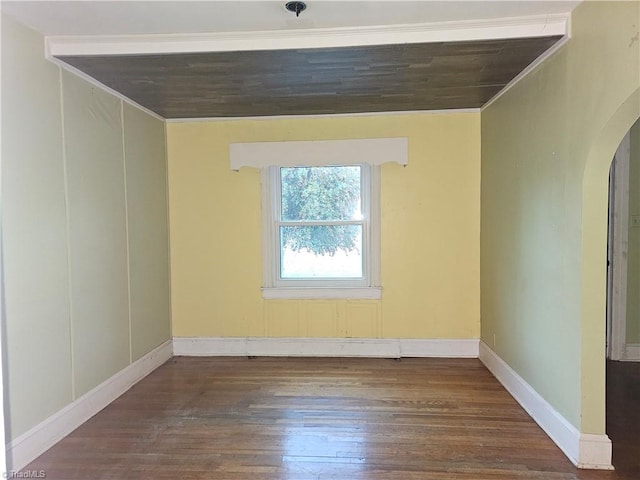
1,1,639,479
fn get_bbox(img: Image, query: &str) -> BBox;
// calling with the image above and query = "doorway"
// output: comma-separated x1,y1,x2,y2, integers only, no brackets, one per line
606,131,630,361
606,119,640,473
607,119,640,362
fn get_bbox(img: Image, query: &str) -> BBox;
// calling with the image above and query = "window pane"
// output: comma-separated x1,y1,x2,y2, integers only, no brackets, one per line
280,166,362,221
280,225,363,278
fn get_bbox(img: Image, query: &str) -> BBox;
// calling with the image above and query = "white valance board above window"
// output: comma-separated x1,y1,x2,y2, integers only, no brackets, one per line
229,137,408,171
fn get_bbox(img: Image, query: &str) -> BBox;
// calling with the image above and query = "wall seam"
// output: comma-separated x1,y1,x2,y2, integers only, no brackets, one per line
120,101,133,364
58,67,76,400
163,121,173,340
46,56,164,122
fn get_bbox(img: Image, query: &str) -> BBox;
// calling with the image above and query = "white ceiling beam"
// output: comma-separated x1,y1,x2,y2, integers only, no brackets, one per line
46,13,569,57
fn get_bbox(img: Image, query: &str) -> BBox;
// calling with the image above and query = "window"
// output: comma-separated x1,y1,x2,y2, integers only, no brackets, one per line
229,137,408,299
262,164,380,299
279,165,364,281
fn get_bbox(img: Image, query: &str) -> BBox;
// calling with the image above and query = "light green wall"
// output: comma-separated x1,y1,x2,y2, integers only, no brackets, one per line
62,71,131,396
124,104,171,360
627,120,640,345
481,0,640,432
1,11,73,442
1,15,171,439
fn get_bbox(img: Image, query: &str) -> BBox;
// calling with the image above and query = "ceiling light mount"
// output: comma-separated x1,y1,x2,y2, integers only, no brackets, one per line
285,1,306,17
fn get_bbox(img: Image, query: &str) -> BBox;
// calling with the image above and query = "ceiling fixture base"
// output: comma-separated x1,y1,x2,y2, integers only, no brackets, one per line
285,1,307,17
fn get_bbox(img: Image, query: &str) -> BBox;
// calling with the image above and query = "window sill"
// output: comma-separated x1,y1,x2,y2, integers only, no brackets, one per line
262,287,382,300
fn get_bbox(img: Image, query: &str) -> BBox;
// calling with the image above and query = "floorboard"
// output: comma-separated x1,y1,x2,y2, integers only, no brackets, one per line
607,359,640,473
21,357,638,479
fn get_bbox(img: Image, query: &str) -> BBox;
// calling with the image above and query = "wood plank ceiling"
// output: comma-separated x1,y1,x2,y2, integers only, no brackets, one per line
57,36,562,118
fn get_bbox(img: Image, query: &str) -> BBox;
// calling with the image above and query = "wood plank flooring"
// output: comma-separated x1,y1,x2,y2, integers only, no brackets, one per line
607,360,640,473
22,357,638,479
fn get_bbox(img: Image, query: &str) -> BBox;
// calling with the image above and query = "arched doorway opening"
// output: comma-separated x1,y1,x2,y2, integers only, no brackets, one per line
580,88,639,468
605,116,640,472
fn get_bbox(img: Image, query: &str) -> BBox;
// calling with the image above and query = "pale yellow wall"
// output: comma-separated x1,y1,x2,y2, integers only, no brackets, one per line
481,0,640,432
626,119,640,345
1,15,171,439
167,113,480,339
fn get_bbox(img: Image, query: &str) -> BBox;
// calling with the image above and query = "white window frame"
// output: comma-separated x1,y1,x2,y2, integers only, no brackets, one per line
261,164,381,299
230,137,408,300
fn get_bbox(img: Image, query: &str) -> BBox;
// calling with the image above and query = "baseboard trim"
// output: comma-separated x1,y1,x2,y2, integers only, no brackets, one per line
622,343,640,361
578,434,614,470
6,338,613,470
173,337,480,358
7,340,173,471
479,341,613,470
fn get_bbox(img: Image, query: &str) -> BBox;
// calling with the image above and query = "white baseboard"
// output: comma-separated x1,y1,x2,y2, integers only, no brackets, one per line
578,434,613,470
398,339,479,357
6,338,613,471
7,340,173,471
479,341,613,470
173,336,479,358
622,343,640,361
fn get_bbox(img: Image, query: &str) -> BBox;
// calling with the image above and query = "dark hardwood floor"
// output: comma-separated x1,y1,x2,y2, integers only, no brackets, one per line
607,360,640,473
21,357,638,479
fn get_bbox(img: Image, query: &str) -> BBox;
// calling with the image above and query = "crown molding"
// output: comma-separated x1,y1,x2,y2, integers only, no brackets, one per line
165,108,480,123
47,55,165,122
482,36,570,110
482,14,572,111
46,13,569,57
